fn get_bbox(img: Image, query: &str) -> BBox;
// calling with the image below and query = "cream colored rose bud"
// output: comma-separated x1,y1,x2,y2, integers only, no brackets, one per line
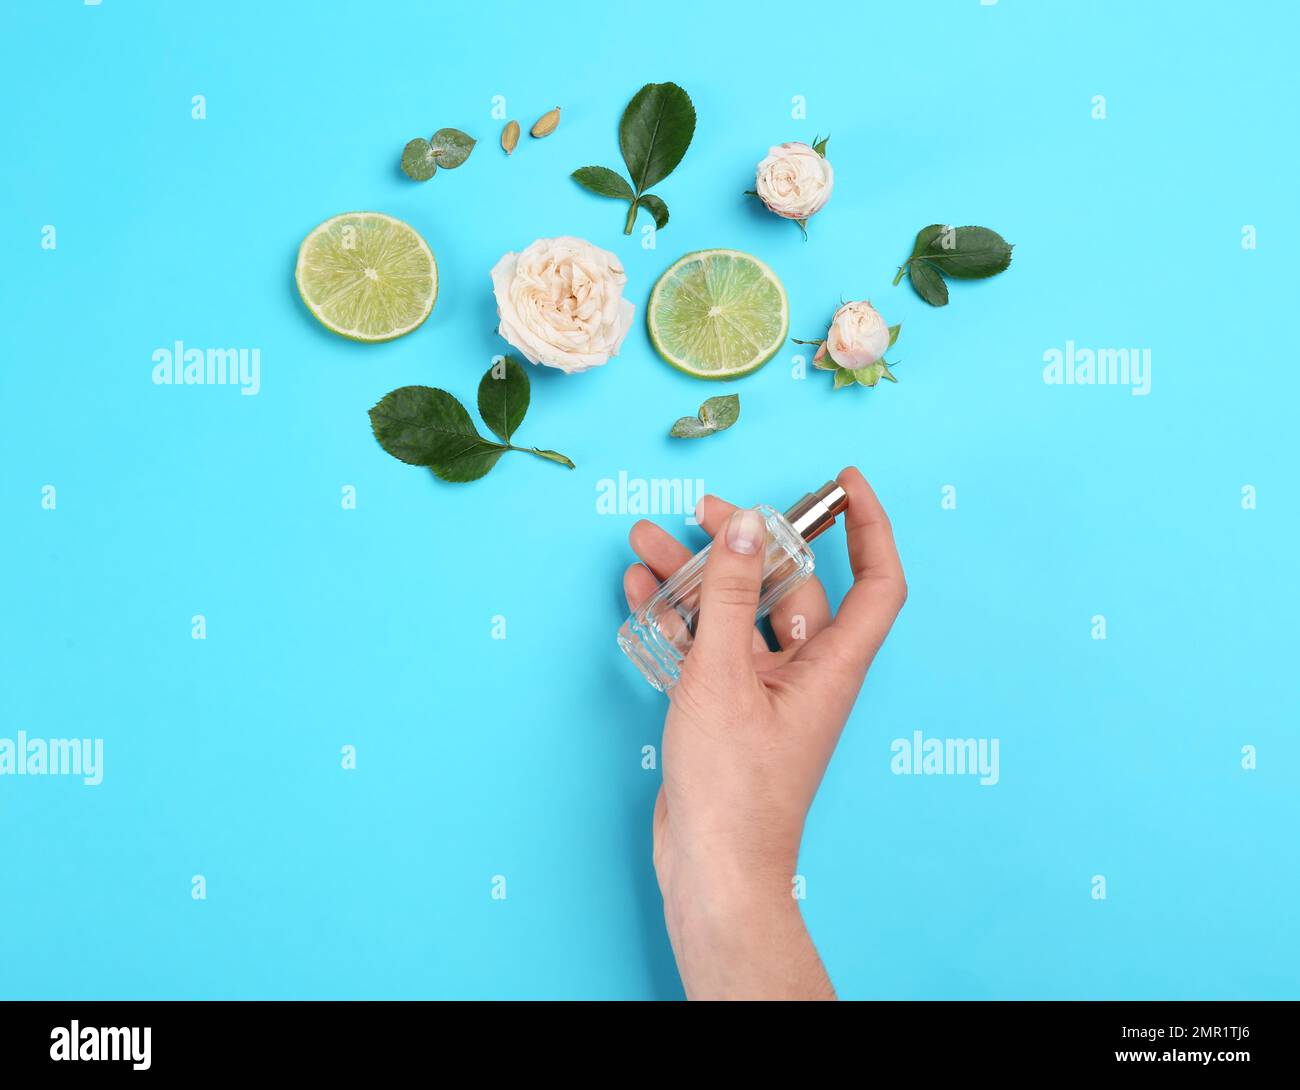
530,107,561,138
755,141,834,222
822,301,890,369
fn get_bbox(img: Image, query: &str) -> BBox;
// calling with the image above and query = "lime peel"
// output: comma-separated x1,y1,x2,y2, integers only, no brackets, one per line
647,249,788,379
295,212,437,343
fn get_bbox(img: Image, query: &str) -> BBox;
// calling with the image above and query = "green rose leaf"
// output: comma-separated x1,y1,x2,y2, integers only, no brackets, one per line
573,82,695,235
571,166,635,201
430,127,476,169
908,259,950,307
832,367,855,390
620,82,696,194
368,385,504,481
370,366,572,485
888,323,901,348
894,223,1013,305
637,193,670,229
401,138,437,181
670,393,740,439
909,223,948,259
476,356,530,443
921,225,1013,279
429,440,507,483
812,134,830,157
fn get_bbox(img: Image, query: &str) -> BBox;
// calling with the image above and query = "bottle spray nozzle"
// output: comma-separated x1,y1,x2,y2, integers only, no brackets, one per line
784,480,849,544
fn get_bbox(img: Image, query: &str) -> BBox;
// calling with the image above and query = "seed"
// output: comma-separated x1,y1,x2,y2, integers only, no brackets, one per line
530,107,561,138
501,120,520,155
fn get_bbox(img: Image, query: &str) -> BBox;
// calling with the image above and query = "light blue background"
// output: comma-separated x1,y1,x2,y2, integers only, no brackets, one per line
2,0,1296,1000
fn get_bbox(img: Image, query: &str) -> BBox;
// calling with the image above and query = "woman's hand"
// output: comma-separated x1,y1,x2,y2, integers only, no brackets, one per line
622,467,906,999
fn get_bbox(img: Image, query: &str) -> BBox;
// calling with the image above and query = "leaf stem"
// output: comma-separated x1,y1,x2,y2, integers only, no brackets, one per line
623,200,639,235
892,264,907,287
507,444,575,469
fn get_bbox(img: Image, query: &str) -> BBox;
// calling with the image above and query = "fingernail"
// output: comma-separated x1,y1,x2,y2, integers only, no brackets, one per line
694,496,708,526
726,508,764,555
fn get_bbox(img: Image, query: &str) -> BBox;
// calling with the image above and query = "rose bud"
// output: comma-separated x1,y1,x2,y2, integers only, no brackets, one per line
754,141,834,224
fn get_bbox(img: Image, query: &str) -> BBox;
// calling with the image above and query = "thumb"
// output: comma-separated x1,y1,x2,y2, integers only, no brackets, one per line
690,507,767,669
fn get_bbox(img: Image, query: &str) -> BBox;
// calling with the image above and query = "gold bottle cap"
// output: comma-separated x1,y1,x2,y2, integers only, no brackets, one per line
784,480,849,543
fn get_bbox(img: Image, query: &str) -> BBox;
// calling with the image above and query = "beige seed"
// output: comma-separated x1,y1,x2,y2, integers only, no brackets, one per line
501,120,520,155
530,107,561,138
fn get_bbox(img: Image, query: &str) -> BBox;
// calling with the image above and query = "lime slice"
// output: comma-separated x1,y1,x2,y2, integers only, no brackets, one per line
647,249,788,378
295,212,437,342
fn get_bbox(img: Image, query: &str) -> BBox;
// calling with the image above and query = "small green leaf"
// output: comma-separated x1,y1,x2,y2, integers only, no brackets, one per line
670,417,714,439
430,127,476,169
670,393,740,438
909,223,948,259
880,361,899,382
854,363,885,387
908,259,949,306
369,385,506,482
619,82,696,195
430,440,507,483
401,138,437,181
571,166,635,201
476,356,530,443
371,372,574,484
812,134,830,157
637,193,670,229
699,394,739,431
888,323,901,348
811,345,838,371
527,448,575,469
921,225,1013,279
833,367,855,390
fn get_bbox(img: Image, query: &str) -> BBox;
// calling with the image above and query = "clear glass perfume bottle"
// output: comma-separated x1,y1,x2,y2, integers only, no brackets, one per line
618,481,849,692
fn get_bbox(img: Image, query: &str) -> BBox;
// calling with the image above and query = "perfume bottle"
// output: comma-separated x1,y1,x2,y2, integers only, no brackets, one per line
618,481,849,691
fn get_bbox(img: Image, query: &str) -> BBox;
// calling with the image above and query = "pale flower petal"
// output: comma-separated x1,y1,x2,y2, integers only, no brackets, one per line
755,142,834,221
491,237,636,373
822,301,889,369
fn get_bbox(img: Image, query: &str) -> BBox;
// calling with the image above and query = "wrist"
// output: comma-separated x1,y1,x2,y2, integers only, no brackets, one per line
658,859,833,1000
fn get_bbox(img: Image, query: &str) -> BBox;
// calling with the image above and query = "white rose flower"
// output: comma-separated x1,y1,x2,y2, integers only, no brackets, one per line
490,236,636,374
754,142,834,222
814,301,890,369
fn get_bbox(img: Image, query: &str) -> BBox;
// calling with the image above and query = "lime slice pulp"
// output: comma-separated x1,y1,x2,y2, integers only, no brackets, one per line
295,212,437,342
647,249,788,378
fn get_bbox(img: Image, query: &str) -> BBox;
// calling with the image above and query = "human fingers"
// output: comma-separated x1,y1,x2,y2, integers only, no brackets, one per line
629,518,768,656
624,563,660,611
629,519,694,580
689,508,769,671
804,466,906,670
697,494,831,650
